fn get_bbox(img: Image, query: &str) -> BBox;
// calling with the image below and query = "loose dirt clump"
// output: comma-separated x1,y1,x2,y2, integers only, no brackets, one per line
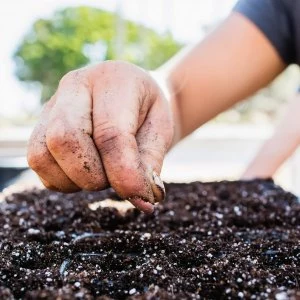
0,179,299,299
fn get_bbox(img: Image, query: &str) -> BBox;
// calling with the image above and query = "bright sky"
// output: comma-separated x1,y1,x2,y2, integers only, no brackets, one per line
0,0,237,118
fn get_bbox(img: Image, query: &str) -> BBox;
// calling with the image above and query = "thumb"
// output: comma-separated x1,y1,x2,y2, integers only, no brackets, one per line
136,94,174,202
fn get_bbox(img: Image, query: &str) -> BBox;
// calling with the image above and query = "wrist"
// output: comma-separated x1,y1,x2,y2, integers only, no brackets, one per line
149,70,182,148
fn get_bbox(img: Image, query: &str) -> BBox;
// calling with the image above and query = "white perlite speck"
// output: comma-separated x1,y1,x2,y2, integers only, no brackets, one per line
28,228,40,235
234,206,242,216
275,292,288,300
215,213,223,219
129,288,136,295
141,233,151,239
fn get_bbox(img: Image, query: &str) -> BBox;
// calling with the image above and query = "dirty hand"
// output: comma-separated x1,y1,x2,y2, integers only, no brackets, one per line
27,61,174,213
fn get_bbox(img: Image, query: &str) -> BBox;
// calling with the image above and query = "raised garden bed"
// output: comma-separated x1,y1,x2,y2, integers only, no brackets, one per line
0,179,299,299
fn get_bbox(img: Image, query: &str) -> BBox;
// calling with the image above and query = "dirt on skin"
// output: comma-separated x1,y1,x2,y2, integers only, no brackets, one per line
0,179,299,299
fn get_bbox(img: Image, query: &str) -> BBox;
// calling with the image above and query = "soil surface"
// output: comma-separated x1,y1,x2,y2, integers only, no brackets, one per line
0,179,299,299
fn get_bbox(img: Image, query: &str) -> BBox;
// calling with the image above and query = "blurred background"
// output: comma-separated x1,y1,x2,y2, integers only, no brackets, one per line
1,0,300,195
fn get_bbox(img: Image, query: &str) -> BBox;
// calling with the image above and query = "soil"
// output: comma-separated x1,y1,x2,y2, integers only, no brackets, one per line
0,179,299,300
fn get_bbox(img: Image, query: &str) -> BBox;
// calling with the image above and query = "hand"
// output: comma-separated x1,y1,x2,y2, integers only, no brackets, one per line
27,61,174,213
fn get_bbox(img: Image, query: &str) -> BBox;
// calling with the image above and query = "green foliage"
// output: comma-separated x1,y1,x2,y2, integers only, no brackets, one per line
14,6,182,102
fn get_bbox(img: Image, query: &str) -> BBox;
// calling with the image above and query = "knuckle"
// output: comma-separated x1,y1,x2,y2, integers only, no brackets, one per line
46,125,68,154
27,151,44,172
59,69,87,88
93,122,123,153
27,142,49,173
96,61,140,80
100,60,129,72
59,70,76,85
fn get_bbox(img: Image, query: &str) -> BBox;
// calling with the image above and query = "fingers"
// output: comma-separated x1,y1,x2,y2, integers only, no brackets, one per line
46,70,108,191
136,93,174,202
94,126,154,212
129,198,154,214
91,62,158,212
27,98,81,193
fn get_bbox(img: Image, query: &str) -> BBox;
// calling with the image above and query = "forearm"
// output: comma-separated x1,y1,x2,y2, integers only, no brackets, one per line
243,95,300,178
156,12,285,144
242,135,299,179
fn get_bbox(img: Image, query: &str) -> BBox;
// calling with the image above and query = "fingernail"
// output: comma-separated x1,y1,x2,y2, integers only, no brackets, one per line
152,171,166,202
129,197,154,214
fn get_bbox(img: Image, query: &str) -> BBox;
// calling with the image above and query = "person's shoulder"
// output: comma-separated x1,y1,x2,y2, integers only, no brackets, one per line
234,0,297,17
233,0,295,65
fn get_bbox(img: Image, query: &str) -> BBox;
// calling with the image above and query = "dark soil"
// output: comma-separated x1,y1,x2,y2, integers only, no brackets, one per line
0,179,299,299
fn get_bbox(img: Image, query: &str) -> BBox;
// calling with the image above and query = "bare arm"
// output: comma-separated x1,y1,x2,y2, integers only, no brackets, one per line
161,12,286,143
242,94,300,179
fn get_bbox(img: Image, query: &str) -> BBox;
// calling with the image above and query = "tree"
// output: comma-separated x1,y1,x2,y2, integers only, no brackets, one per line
14,6,182,103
